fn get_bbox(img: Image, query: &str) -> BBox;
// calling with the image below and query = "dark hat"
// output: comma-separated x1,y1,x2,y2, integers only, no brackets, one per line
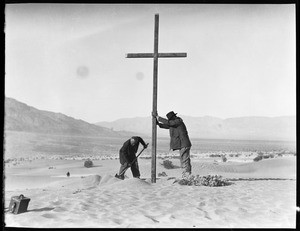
166,111,177,120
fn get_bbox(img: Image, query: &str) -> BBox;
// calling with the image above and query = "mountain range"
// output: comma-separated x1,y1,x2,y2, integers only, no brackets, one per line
4,97,136,137
4,97,296,141
96,115,296,141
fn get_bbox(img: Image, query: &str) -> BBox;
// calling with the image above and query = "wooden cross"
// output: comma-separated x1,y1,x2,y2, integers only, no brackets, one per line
126,14,187,183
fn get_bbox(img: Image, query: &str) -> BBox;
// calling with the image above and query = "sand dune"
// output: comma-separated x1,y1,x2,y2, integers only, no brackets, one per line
4,157,297,228
190,157,296,178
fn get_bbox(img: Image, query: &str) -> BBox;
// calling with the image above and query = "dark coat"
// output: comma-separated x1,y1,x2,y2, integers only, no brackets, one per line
158,116,192,150
119,136,146,164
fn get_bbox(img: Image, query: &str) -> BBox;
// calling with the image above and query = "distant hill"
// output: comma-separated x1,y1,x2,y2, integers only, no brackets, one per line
4,97,136,137
96,115,296,141
5,97,295,141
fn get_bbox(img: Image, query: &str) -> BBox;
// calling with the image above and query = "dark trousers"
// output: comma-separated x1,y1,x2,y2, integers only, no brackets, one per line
118,161,140,179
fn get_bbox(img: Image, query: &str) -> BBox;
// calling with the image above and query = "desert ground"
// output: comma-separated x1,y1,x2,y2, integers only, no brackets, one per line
4,152,297,228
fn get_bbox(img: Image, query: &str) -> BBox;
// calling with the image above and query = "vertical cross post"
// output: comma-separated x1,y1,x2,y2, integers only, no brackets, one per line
151,14,159,183
126,14,187,183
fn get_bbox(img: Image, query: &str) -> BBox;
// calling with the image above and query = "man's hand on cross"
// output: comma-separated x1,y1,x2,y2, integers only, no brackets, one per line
155,118,159,125
152,111,158,117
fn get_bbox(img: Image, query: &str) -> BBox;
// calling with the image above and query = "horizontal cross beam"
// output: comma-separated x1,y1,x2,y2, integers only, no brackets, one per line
126,53,187,58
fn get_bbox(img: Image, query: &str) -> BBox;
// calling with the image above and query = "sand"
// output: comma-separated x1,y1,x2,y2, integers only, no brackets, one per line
3,156,297,228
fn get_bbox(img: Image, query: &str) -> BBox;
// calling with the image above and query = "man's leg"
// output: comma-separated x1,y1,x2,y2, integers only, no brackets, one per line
179,154,183,168
180,147,192,178
118,163,128,180
131,161,140,178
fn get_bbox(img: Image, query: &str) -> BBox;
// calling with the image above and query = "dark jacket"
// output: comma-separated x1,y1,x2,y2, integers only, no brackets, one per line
158,116,192,150
119,136,146,164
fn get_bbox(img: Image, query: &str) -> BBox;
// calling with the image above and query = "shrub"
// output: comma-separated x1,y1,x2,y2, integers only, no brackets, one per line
222,155,227,162
209,154,221,158
84,159,93,168
158,172,168,177
161,160,175,169
253,156,263,162
174,174,231,187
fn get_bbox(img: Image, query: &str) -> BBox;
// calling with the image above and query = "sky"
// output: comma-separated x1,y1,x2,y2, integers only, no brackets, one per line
5,4,296,123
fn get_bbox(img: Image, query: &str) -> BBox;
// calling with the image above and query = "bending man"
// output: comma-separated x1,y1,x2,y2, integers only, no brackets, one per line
118,136,148,180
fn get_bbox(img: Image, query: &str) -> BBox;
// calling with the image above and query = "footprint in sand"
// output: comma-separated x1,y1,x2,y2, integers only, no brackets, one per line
112,218,124,225
158,189,173,197
214,208,230,215
89,213,99,219
204,211,212,220
198,201,206,207
237,207,250,217
79,203,90,211
144,215,160,223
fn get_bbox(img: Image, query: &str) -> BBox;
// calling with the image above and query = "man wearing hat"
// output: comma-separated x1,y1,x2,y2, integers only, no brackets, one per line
156,111,192,178
118,136,148,180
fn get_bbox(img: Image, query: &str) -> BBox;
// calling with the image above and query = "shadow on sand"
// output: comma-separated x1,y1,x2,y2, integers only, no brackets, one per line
28,207,55,212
